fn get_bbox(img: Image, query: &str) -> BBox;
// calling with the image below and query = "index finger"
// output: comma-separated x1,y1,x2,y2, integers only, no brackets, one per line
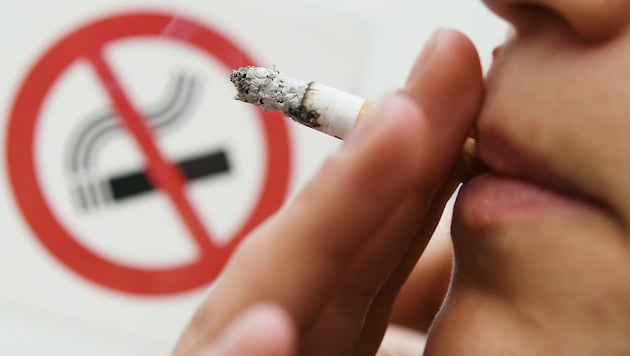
174,29,483,354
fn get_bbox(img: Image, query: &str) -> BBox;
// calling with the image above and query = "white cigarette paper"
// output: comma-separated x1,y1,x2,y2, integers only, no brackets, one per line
229,66,486,181
230,66,366,139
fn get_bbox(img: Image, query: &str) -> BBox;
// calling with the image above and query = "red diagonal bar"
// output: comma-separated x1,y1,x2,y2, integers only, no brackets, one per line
88,50,214,255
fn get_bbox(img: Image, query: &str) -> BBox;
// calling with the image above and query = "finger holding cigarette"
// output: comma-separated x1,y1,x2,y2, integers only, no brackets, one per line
230,66,486,182
174,30,485,355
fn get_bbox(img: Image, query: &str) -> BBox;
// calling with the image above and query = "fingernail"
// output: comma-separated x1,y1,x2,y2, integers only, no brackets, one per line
406,28,444,83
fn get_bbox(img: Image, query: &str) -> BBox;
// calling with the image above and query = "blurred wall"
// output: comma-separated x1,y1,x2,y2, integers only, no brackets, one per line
0,0,506,354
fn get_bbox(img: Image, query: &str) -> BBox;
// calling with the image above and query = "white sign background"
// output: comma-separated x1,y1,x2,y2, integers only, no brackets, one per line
0,0,505,354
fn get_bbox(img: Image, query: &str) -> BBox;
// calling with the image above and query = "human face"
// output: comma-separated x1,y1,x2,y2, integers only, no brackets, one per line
426,1,630,355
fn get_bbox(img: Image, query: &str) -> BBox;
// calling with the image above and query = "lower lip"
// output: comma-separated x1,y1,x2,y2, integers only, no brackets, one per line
454,174,594,225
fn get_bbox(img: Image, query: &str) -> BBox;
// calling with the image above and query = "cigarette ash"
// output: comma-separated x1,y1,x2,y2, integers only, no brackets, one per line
230,66,321,128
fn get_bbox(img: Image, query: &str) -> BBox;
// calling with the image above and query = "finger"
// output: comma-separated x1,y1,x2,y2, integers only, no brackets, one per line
303,29,484,355
355,27,483,348
195,303,296,356
301,184,450,356
390,227,453,332
353,30,484,351
176,91,430,353
175,28,481,354
404,29,484,130
354,181,458,356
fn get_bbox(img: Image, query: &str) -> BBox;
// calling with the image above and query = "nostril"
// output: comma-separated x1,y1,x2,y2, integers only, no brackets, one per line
490,1,630,42
492,46,502,59
505,4,571,37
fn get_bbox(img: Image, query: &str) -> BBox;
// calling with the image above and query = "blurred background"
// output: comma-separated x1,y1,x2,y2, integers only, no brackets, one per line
0,0,506,354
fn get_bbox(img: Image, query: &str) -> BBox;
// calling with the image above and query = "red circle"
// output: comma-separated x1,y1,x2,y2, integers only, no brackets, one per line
5,12,291,295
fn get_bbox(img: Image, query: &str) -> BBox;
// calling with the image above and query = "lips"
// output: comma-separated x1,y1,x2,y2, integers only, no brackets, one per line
455,76,601,225
452,143,606,241
476,132,574,196
453,109,605,229
451,33,617,229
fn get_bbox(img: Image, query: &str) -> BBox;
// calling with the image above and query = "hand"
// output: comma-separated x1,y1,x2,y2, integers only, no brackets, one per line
173,28,484,356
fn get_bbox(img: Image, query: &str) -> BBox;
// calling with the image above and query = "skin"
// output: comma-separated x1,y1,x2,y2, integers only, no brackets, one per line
428,0,630,355
174,1,630,355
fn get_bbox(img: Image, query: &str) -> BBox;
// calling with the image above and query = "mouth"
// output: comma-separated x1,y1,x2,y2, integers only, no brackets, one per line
455,130,605,223
477,133,577,196
453,39,613,225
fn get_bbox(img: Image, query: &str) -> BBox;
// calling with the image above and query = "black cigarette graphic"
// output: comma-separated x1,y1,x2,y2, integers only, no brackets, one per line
109,150,230,201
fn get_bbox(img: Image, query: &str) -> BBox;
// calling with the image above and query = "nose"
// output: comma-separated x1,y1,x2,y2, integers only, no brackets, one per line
482,0,630,41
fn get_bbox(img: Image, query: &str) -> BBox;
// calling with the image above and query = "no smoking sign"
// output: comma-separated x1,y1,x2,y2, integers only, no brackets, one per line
6,12,291,295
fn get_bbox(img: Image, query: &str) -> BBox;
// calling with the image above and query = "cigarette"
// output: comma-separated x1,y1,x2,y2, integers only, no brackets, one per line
230,66,485,182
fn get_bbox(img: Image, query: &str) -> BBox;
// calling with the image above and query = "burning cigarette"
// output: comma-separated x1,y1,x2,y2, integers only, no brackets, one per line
230,66,485,182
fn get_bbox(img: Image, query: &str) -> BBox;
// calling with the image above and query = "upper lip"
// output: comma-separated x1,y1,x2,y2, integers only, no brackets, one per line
475,51,585,200
471,42,614,217
473,44,572,195
474,122,598,206
476,135,552,184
